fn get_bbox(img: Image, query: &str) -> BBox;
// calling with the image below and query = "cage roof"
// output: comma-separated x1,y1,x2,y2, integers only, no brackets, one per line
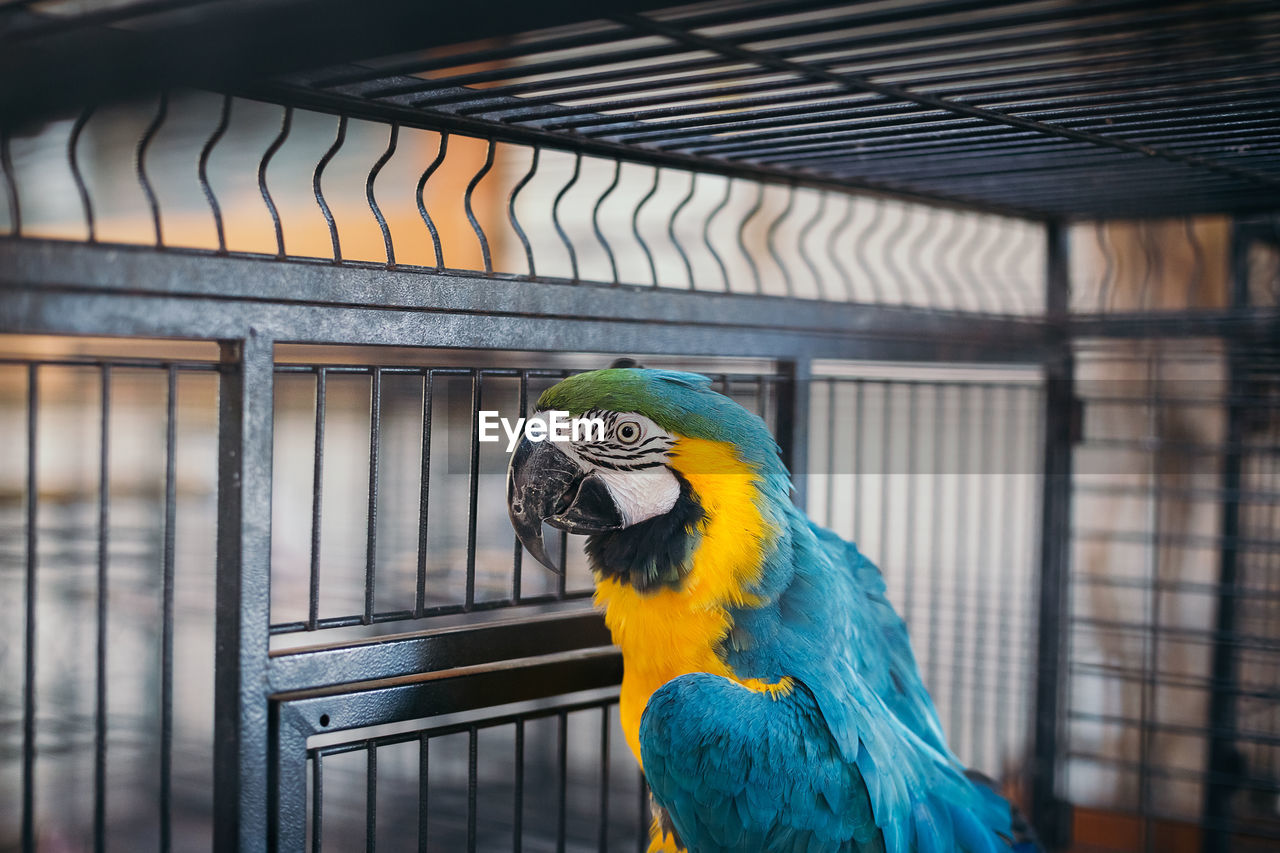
3,0,1278,219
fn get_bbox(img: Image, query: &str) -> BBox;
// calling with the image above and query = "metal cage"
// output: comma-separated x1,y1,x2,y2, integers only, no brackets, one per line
0,1,1277,852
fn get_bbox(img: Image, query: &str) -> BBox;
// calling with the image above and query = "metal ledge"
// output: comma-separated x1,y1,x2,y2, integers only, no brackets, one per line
0,237,1051,363
268,609,612,693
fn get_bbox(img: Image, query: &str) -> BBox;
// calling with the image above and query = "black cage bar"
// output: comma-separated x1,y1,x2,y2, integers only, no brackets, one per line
1,2,1278,852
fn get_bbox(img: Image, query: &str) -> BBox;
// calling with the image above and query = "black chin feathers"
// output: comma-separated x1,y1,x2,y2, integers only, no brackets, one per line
584,475,704,593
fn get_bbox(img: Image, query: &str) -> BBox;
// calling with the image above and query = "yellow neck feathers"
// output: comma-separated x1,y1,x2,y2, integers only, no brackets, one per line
593,437,778,764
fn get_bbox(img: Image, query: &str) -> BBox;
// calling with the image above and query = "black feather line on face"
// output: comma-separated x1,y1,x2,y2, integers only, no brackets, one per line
583,472,704,594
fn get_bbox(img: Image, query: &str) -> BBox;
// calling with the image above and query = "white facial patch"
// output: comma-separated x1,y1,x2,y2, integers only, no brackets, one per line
594,464,681,527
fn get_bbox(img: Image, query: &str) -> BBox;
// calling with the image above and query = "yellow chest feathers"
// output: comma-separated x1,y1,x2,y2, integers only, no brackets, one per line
591,437,781,764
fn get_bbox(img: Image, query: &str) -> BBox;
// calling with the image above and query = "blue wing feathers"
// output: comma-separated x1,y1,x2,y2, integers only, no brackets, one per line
641,503,1029,853
641,675,884,853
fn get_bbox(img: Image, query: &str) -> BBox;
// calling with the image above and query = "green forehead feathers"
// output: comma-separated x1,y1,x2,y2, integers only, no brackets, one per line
537,368,720,440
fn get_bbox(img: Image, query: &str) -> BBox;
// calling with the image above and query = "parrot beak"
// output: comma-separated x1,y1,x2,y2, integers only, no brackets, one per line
506,435,624,572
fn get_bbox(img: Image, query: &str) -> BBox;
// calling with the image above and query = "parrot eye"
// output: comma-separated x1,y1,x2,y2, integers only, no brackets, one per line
616,421,642,444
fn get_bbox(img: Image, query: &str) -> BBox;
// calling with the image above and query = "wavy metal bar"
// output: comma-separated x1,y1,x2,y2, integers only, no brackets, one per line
669,172,698,289
592,159,622,285
880,202,915,306
197,94,231,253
368,122,399,268
136,91,169,248
993,220,1029,315
0,128,18,237
737,182,766,295
258,105,293,258
1095,220,1116,312
906,206,942,306
766,184,796,297
313,115,347,263
1136,219,1158,311
1183,216,1205,309
508,146,539,277
826,193,855,301
976,216,1011,313
463,138,495,274
950,212,986,312
552,152,582,281
416,132,448,269
853,197,887,303
632,166,661,287
704,177,733,292
1010,223,1040,315
798,190,827,299
68,104,96,242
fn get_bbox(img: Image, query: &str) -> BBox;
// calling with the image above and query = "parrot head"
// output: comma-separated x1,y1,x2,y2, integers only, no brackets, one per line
506,363,789,591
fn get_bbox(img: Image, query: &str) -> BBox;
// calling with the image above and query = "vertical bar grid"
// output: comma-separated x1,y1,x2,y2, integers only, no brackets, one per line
22,364,37,853
364,369,381,624
416,371,433,617
418,735,430,851
94,366,110,853
365,742,377,853
901,383,918,658
467,726,479,852
809,372,1041,776
853,381,865,540
556,710,568,853
160,366,177,853
949,383,969,748
513,719,524,853
927,383,945,693
466,371,482,610
1137,353,1161,853
971,384,992,769
1201,224,1255,853
512,372,528,603
990,385,1011,774
598,707,611,853
309,368,326,630
310,753,323,853
268,365,799,632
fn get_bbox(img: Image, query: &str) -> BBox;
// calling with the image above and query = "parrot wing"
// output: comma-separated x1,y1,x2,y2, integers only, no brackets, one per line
639,672,885,853
641,671,1019,853
810,523,951,757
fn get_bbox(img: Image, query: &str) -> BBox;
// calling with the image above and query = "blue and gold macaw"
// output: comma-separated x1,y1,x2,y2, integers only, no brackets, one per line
507,365,1038,853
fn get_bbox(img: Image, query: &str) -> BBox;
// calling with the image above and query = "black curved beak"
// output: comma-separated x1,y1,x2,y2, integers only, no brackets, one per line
506,436,624,572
